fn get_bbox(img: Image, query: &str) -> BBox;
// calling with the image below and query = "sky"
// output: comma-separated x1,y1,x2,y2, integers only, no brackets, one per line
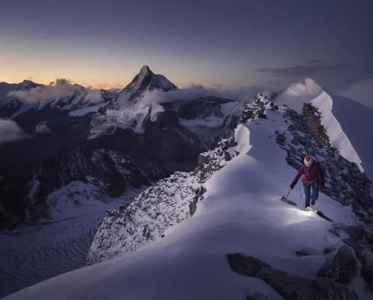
0,0,373,106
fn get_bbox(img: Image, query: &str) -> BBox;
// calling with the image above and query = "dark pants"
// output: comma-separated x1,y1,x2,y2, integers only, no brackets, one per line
304,184,319,207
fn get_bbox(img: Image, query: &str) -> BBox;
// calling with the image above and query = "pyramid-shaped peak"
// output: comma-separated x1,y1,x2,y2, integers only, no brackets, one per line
139,65,152,76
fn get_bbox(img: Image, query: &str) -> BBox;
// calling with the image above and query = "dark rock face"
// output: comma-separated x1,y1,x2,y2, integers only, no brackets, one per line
87,136,239,264
302,103,330,148
227,253,358,300
134,109,204,163
241,95,274,123
276,106,373,229
361,264,373,292
164,97,241,149
0,68,241,230
317,245,357,284
0,144,168,228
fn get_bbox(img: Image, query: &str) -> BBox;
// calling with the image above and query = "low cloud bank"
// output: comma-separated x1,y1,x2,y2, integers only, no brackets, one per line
0,119,28,145
8,79,103,104
140,84,273,105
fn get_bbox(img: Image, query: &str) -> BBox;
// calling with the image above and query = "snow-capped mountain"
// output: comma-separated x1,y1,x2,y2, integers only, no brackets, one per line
0,66,241,232
4,77,373,300
0,67,242,297
113,65,177,107
2,74,373,299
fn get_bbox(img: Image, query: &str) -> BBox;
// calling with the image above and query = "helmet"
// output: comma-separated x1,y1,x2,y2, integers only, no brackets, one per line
304,155,313,167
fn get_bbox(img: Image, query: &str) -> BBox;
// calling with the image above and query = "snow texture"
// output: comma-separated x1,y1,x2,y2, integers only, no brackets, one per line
0,182,144,298
4,103,371,300
3,77,373,300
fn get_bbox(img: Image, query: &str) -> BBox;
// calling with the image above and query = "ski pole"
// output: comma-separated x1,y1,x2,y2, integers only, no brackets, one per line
283,189,291,200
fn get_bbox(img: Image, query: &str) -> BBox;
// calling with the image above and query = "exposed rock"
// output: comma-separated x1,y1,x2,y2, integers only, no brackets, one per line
227,253,270,276
279,106,373,230
342,238,364,260
361,263,373,292
302,103,330,148
227,253,358,300
224,151,232,161
88,137,238,264
343,224,366,242
317,245,357,284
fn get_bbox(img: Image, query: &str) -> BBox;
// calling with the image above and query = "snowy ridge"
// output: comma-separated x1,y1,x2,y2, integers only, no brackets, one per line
311,91,363,172
276,77,323,113
87,136,238,264
276,77,364,173
5,102,373,300
3,78,373,300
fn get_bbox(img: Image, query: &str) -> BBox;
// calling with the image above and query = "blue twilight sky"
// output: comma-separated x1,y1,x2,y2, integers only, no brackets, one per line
0,0,373,104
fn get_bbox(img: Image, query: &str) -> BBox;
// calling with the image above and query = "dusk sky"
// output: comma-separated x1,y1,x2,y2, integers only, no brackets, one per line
1,0,373,104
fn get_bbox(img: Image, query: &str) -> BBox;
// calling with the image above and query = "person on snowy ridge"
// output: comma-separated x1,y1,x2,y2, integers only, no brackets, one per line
290,155,325,209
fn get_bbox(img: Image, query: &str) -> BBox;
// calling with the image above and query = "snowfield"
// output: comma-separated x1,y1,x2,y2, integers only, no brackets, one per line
4,105,369,300
2,77,373,300
0,183,144,299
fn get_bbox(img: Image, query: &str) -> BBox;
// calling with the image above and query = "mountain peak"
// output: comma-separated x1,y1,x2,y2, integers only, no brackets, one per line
18,80,41,91
275,77,324,113
139,65,152,76
113,66,177,105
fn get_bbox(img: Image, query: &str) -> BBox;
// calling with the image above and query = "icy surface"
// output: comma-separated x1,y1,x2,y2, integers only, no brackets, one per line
4,107,365,300
0,182,144,298
3,77,373,300
311,91,363,172
330,94,373,183
69,104,105,117
276,77,323,113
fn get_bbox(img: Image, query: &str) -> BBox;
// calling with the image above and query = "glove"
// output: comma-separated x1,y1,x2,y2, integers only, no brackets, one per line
320,182,325,189
290,182,295,190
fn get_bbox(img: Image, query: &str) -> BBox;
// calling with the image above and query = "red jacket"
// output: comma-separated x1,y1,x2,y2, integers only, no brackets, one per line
292,162,325,186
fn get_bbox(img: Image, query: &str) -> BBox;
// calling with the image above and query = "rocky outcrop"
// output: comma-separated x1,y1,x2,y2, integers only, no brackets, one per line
241,94,275,123
317,245,357,284
276,106,373,228
87,137,239,264
0,67,242,230
228,253,358,300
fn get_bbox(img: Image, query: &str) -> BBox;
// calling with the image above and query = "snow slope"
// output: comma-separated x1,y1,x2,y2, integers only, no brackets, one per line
5,107,368,300
0,182,144,298
329,94,373,185
311,91,363,172
275,78,323,113
276,78,371,181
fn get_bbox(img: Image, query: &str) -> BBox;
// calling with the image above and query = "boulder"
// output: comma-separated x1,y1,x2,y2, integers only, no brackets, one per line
227,253,357,300
317,246,357,284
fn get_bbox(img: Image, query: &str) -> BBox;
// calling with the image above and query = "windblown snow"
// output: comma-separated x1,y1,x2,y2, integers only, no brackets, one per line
277,78,365,173
2,77,373,300
5,104,369,300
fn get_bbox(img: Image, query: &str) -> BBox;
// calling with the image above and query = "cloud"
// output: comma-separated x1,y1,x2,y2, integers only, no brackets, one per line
85,89,104,104
257,60,346,78
0,119,28,145
8,79,80,103
140,84,273,105
35,121,52,135
7,78,103,104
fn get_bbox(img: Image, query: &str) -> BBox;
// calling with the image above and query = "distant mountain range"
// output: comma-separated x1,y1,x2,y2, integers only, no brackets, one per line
3,75,373,300
0,66,242,230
